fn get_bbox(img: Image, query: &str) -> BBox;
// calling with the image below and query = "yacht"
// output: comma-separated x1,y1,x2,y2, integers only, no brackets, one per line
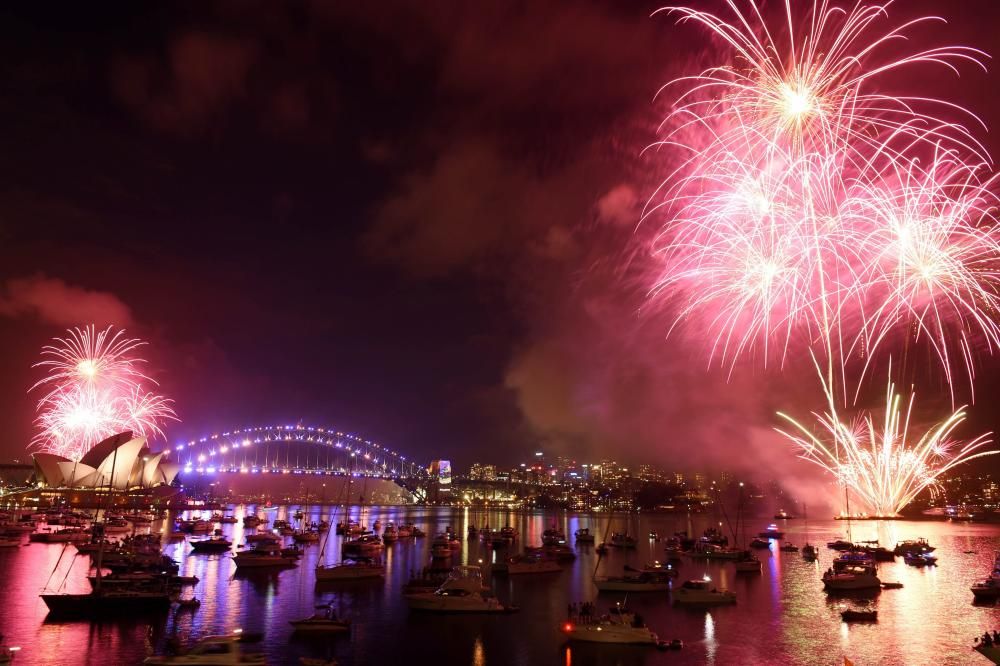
758,524,784,539
774,510,796,520
562,607,662,645
904,553,937,567
315,557,385,581
343,534,383,558
893,538,935,556
594,571,671,593
0,535,22,547
574,528,595,544
609,533,637,549
29,528,90,543
143,632,265,664
841,609,878,622
687,542,742,560
971,578,1000,601
749,538,771,550
382,524,399,543
292,530,320,544
673,578,737,605
625,562,678,578
245,533,279,544
405,566,516,613
42,578,172,617
733,551,762,572
233,546,296,569
802,544,819,562
504,554,562,575
289,604,351,633
823,565,881,591
780,543,799,552
242,515,263,528
542,527,566,546
190,536,232,553
397,524,414,538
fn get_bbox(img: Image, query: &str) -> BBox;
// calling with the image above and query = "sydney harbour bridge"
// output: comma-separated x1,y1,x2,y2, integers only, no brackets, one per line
172,424,425,478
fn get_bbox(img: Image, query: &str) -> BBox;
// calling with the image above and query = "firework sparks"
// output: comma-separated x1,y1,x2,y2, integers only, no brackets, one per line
650,1,1000,513
31,325,176,461
776,378,996,516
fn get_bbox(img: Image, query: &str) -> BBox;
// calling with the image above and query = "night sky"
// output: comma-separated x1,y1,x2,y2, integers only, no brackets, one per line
3,1,1000,480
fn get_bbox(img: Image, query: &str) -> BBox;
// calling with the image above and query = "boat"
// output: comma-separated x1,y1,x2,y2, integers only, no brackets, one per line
383,524,399,543
574,528,595,544
733,551,762,573
673,578,737,605
562,606,662,645
315,557,385,581
190,537,232,553
758,524,784,539
396,524,413,538
827,539,854,551
290,604,351,633
405,566,516,613
542,527,566,546
0,536,22,548
294,510,304,520
904,553,938,567
802,544,819,562
774,510,796,520
242,515,263,528
233,546,296,569
894,538,935,556
780,543,799,553
219,515,238,524
971,579,1000,601
823,565,881,591
292,530,320,544
504,553,561,575
143,632,266,664
625,562,678,578
42,582,172,617
749,538,771,550
609,533,637,549
245,533,280,544
343,534,383,558
29,528,90,543
975,643,1000,665
841,609,878,622
594,571,671,593
176,597,201,609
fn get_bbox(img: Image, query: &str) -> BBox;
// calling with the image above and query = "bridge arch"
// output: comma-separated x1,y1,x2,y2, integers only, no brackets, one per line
168,424,426,480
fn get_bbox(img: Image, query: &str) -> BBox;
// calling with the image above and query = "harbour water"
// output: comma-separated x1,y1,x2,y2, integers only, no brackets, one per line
1,506,999,665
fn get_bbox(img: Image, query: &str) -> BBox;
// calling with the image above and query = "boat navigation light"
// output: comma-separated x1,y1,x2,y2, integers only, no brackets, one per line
703,574,711,582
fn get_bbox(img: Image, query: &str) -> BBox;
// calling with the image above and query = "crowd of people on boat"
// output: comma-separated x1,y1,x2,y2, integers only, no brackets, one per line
976,630,1000,647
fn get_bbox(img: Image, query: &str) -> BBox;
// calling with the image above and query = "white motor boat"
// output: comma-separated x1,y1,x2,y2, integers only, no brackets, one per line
505,554,561,575
823,566,881,591
315,558,385,581
673,578,737,605
574,528,595,544
143,632,265,664
406,566,516,613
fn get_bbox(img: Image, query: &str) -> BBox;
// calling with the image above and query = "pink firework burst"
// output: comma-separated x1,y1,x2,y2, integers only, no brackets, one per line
30,326,177,460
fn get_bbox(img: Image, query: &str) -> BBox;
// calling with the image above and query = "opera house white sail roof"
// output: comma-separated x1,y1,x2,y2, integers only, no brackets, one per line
32,432,179,490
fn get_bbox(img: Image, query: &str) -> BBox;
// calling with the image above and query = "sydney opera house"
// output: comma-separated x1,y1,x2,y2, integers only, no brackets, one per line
32,432,179,492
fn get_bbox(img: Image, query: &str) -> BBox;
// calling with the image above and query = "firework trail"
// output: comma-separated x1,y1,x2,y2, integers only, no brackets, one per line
776,374,995,517
651,1,1000,513
31,325,176,461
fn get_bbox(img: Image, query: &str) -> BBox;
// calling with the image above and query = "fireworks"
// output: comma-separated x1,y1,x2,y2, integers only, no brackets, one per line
652,1,1000,514
31,325,176,461
776,378,994,517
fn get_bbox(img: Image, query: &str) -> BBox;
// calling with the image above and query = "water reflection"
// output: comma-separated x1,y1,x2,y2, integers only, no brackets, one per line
2,509,1000,664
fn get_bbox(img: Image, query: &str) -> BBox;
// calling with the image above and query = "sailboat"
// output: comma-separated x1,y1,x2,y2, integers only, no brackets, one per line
801,504,818,561
315,476,385,582
41,440,172,616
731,485,761,573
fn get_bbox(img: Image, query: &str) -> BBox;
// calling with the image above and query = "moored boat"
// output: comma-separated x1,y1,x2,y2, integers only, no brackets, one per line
315,557,385,581
405,566,516,613
673,578,736,605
